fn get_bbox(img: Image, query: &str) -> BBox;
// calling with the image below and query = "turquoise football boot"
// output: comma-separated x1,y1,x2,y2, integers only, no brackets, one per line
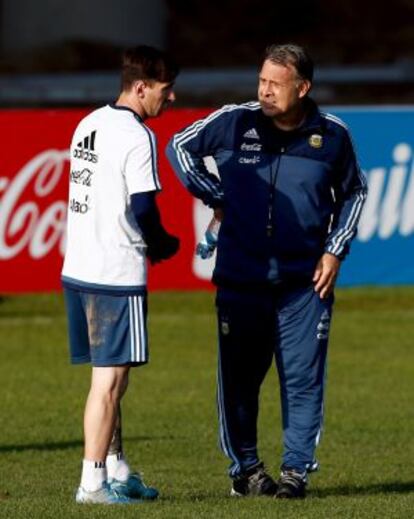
75,481,140,504
109,472,159,500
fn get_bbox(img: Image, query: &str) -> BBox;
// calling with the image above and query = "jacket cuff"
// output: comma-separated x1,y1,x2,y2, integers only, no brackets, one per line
324,244,346,261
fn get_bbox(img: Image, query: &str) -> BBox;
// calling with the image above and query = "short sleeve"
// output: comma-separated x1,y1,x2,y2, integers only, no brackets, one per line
124,128,161,195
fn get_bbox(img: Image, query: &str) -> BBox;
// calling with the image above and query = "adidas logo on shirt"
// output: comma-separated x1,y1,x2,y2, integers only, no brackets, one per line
243,128,260,139
73,130,98,163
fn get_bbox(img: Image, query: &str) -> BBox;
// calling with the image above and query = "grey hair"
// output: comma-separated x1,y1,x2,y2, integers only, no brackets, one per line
263,43,314,82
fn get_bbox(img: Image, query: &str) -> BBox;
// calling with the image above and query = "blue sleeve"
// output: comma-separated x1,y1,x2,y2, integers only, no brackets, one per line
325,130,368,260
166,106,234,208
130,191,166,244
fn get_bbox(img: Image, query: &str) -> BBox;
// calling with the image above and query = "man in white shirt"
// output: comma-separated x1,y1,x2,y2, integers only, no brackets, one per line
62,45,179,505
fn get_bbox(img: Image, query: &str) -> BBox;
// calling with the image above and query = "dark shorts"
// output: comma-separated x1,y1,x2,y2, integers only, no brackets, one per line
64,288,148,367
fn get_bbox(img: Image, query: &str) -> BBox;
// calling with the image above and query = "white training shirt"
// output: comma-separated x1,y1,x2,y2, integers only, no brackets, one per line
62,104,161,294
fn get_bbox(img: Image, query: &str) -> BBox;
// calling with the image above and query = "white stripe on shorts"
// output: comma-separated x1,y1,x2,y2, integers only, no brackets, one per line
128,297,135,362
132,296,140,362
138,296,145,361
129,295,147,363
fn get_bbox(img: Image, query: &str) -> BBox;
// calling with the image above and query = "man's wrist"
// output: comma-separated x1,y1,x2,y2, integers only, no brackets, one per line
324,247,344,261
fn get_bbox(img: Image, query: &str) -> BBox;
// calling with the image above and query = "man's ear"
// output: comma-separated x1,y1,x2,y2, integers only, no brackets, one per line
298,79,311,99
132,80,147,98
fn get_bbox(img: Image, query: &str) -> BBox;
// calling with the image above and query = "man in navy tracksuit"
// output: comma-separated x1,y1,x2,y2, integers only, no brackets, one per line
167,44,367,499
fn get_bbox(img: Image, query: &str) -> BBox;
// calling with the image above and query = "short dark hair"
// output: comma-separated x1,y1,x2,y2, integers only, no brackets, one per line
263,44,314,82
121,45,179,91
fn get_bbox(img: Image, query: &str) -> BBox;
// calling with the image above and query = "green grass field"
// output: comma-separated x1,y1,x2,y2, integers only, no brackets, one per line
1,288,414,518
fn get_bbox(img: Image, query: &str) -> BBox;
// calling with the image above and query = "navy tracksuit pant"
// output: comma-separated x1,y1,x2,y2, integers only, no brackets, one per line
216,283,333,478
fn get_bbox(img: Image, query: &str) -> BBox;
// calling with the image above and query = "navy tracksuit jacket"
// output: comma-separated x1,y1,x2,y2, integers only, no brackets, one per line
167,99,367,476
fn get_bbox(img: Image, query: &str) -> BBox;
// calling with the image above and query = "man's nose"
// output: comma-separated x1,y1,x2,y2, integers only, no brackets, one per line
260,83,272,96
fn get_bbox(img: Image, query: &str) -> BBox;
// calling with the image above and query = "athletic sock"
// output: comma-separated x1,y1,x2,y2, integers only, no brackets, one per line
106,452,131,482
80,459,107,492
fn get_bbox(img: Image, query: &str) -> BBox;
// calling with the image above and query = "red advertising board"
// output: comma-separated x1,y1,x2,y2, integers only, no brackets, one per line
0,108,214,293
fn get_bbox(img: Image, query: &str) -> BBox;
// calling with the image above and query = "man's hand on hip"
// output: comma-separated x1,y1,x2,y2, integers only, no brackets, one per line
312,253,341,299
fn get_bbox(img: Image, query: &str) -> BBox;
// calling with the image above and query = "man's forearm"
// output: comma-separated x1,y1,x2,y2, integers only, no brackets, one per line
130,191,167,244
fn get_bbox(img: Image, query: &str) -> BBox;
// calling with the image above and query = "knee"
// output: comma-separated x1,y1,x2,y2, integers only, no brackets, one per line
90,367,130,403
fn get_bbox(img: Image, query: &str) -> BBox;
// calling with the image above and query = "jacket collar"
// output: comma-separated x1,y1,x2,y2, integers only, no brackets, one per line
257,97,325,135
301,98,325,133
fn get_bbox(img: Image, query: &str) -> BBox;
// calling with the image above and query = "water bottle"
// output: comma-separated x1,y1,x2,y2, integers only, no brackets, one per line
196,216,221,259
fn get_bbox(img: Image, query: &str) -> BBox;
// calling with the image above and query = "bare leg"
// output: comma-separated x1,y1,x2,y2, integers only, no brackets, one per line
84,365,130,461
108,372,129,456
108,405,123,455
106,375,133,482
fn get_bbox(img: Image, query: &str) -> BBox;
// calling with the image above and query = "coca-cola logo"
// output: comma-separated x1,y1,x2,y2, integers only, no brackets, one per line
1,141,413,269
0,149,69,260
358,142,414,241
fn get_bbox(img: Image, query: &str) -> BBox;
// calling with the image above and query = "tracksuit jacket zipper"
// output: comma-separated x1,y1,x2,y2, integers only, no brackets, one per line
267,147,284,237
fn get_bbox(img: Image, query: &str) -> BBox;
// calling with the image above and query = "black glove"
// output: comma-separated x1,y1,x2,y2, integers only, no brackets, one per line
147,232,180,265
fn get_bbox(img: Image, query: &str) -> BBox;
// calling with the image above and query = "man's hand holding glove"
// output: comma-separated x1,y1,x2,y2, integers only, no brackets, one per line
131,191,179,266
147,231,179,265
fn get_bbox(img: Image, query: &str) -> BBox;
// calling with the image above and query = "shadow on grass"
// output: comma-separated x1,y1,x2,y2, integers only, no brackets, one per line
0,435,178,453
161,481,414,502
0,439,83,453
312,481,414,497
